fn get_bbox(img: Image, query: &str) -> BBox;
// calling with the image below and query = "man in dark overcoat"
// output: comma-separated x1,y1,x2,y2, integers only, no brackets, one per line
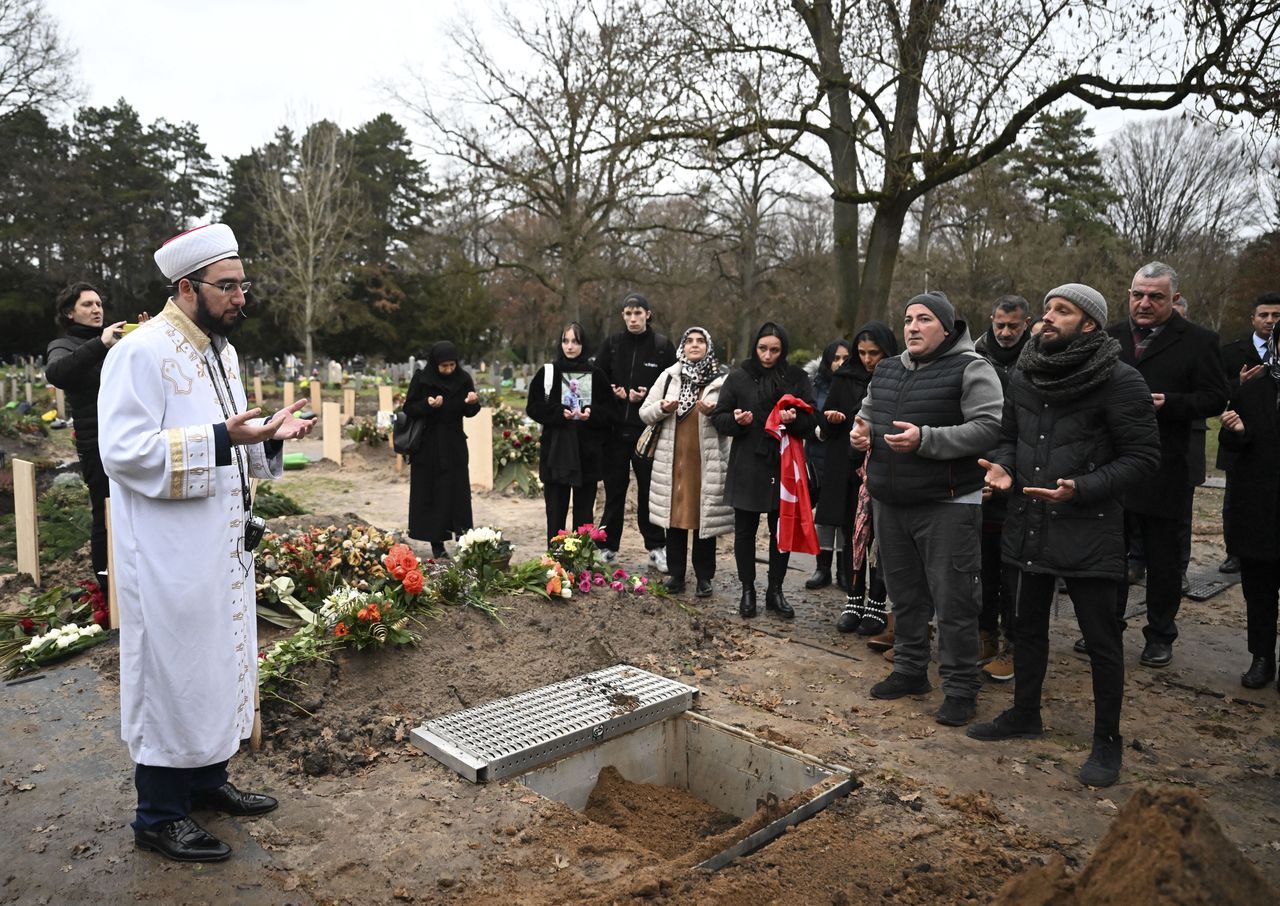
1104,262,1227,669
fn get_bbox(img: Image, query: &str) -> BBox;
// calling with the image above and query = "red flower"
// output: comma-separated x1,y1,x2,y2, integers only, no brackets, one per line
20,617,35,633
403,569,425,595
523,434,533,442
93,609,110,629
334,622,349,637
503,430,512,438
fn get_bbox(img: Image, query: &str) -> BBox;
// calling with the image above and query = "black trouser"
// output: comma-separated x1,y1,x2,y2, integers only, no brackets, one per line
1014,571,1124,740
1121,511,1183,645
1240,557,1280,659
979,520,1016,641
600,433,664,552
133,760,229,832
733,509,788,588
1129,487,1195,574
543,481,598,546
666,528,716,583
80,449,110,584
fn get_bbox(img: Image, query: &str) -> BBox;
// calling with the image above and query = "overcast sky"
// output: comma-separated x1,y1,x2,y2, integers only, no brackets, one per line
45,0,1151,165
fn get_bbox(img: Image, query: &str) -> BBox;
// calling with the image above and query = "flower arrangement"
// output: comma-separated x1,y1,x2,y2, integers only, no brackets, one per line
317,586,416,651
1,584,112,677
455,527,514,589
256,524,399,613
543,558,573,598
548,523,608,575
345,416,389,447
492,403,542,496
9,622,107,674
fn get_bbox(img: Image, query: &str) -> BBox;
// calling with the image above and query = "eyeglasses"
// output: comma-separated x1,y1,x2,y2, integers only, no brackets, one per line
189,279,252,296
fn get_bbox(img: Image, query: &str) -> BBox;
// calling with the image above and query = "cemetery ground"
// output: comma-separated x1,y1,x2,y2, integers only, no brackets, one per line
2,422,1279,904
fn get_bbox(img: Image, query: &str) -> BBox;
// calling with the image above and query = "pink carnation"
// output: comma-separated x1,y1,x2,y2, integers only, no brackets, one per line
610,580,625,591
612,568,628,579
593,574,606,586
632,584,647,595
578,579,592,593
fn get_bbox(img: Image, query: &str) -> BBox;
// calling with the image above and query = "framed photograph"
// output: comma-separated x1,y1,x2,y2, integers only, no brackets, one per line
561,371,593,413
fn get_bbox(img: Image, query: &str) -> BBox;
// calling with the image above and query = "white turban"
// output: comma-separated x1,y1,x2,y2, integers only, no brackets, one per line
154,223,239,281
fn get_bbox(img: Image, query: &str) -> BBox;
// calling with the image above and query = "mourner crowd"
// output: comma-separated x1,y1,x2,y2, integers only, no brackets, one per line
43,221,1280,861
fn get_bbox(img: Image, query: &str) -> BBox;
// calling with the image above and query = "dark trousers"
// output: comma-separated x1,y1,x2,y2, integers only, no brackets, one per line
733,510,788,588
80,451,110,595
979,520,1016,641
1121,511,1183,645
1129,487,1194,574
543,481,599,545
133,760,229,832
666,528,716,582
1013,571,1124,740
600,434,664,552
1240,557,1280,659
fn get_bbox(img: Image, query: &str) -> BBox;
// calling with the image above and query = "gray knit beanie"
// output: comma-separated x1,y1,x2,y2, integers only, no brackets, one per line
905,291,955,334
1044,283,1107,328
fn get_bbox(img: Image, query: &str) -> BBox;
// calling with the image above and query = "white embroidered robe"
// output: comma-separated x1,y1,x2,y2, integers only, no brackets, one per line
98,301,280,768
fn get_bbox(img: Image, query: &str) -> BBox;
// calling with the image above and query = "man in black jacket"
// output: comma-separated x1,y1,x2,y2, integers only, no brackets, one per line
1216,293,1280,573
594,292,677,567
1105,262,1228,669
971,283,1160,788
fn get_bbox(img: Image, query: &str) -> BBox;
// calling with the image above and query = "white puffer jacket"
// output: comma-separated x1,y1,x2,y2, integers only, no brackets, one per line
639,364,733,537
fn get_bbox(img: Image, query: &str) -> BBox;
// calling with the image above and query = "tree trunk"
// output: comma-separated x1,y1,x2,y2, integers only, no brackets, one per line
860,199,912,324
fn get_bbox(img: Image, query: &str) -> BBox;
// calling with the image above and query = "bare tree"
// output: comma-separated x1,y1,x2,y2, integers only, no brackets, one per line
399,0,687,321
249,122,366,369
0,0,78,116
661,0,1280,328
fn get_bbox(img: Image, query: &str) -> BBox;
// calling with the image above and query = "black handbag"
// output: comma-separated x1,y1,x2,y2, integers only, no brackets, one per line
392,410,425,456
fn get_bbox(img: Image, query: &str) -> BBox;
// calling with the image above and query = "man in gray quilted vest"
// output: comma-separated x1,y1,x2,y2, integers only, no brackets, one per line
852,292,1003,727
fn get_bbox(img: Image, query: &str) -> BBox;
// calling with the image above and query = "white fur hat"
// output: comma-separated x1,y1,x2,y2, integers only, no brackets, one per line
154,223,239,281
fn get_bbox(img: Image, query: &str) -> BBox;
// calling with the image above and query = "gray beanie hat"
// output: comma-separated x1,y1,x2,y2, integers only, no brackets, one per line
905,291,955,334
1044,283,1107,328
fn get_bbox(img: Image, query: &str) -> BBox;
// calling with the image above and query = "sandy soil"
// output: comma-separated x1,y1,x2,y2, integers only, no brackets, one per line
1,435,1278,905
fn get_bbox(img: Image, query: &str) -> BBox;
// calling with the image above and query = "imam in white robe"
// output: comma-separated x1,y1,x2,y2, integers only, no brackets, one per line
98,301,281,768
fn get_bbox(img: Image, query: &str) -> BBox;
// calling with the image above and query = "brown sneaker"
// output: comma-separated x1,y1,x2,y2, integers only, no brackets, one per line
982,646,1014,683
866,613,894,652
979,630,999,664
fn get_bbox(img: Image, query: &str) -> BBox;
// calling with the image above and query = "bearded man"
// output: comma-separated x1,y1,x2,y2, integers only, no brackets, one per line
98,224,314,861
970,284,1159,788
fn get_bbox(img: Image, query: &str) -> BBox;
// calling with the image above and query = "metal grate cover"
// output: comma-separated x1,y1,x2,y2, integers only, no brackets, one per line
411,665,698,782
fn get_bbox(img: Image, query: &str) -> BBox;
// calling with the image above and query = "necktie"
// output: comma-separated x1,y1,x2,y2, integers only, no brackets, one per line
1133,326,1153,361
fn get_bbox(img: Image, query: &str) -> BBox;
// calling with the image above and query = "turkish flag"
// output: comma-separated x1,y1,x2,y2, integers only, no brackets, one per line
765,393,820,555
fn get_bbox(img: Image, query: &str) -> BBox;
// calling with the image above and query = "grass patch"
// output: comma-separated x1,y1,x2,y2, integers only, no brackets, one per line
0,478,92,573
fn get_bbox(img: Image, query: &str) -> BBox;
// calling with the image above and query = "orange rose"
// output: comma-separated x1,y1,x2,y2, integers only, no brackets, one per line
547,576,562,596
402,569,424,596
335,622,349,637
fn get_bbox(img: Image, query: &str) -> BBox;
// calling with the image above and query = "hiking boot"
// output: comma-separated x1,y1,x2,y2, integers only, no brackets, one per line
978,630,999,663
836,596,863,633
1079,734,1123,787
804,568,832,589
870,671,931,700
765,585,795,619
966,709,1043,741
982,646,1015,683
935,695,977,727
866,613,895,652
738,587,757,618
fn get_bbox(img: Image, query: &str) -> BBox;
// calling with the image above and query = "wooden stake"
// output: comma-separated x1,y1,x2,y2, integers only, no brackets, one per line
253,376,263,407
283,381,295,409
55,389,65,420
343,388,355,424
322,401,342,465
468,407,494,490
105,498,119,629
13,459,40,586
377,385,394,413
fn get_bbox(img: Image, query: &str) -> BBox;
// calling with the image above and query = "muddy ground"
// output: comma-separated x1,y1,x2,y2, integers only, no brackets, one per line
1,435,1278,905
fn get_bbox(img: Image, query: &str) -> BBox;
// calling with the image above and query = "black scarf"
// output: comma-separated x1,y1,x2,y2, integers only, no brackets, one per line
65,323,102,342
420,341,471,395
1017,330,1120,404
980,328,1027,369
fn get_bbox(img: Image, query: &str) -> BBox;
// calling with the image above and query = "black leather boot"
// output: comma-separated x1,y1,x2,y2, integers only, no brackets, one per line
765,584,795,619
1241,656,1276,689
738,586,758,618
835,539,853,592
804,549,833,589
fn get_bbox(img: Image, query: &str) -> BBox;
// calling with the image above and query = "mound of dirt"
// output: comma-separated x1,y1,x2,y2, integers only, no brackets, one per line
995,787,1280,905
584,765,740,859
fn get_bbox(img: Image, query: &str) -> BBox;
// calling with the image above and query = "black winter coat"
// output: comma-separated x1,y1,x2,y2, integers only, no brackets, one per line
45,325,109,460
593,327,676,434
1217,333,1268,471
1220,374,1280,562
1105,314,1227,519
711,363,817,513
992,361,1160,580
813,368,869,527
404,366,481,541
525,360,611,486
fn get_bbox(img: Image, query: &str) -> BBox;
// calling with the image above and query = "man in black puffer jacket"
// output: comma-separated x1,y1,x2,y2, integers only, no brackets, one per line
852,292,1003,728
970,283,1159,789
45,282,129,601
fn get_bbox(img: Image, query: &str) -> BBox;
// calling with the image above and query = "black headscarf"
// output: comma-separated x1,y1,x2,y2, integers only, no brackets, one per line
421,340,471,394
815,338,850,392
846,321,899,378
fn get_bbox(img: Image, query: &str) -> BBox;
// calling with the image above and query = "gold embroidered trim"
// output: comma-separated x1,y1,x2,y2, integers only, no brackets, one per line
157,300,210,353
166,428,186,498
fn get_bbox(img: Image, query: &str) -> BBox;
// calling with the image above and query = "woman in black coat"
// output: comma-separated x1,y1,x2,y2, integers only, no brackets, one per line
44,282,130,601
405,341,481,557
711,322,817,619
526,322,611,544
817,321,898,634
803,338,850,589
1219,341,1280,689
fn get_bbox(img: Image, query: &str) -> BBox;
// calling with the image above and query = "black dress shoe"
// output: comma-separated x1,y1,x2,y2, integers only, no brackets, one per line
663,575,687,594
135,816,231,862
694,578,713,598
764,586,795,619
804,569,831,590
1241,656,1276,689
192,781,279,817
738,587,757,618
1139,640,1173,668
1073,637,1088,655
1219,556,1240,574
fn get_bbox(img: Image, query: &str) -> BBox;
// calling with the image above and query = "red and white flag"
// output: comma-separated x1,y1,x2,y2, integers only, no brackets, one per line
765,393,819,555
